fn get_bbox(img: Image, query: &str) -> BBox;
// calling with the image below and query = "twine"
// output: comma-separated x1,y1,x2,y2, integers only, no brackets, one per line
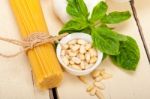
0,33,68,58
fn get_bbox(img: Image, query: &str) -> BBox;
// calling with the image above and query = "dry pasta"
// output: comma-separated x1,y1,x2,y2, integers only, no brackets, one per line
10,0,63,89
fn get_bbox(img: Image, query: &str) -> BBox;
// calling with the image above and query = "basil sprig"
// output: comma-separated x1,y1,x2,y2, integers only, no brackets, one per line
59,0,140,71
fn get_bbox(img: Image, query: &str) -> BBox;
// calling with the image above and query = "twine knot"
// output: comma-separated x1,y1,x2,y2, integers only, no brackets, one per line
0,33,68,58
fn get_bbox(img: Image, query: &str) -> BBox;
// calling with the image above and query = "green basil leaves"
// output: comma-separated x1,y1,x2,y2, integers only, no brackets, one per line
111,36,140,70
59,18,89,34
60,0,140,71
92,27,124,55
101,11,131,24
66,0,88,18
90,1,108,22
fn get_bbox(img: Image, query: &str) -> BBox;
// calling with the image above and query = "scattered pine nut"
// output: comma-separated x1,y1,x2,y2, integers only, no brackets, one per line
99,68,105,74
78,76,88,84
87,84,94,92
89,87,97,96
95,91,104,99
77,68,112,99
102,73,112,79
94,82,105,90
91,70,100,78
95,76,103,82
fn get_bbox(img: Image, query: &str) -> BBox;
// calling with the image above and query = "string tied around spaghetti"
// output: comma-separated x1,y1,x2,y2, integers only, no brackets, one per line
0,33,68,58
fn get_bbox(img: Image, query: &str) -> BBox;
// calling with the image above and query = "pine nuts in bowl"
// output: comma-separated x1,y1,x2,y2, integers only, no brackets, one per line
56,33,103,75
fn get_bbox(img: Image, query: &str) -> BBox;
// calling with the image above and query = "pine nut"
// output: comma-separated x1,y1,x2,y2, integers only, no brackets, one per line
99,68,105,73
65,55,70,60
85,64,93,69
85,52,90,63
78,54,85,60
80,61,86,70
95,76,103,82
89,87,97,96
95,91,104,99
77,39,87,45
62,44,69,50
90,56,97,64
91,70,100,78
68,39,77,45
87,85,94,92
102,73,112,79
89,48,97,57
71,44,80,51
85,43,92,50
71,65,81,70
62,56,69,65
80,45,86,54
72,57,81,64
69,60,75,65
61,50,66,56
94,82,105,90
68,50,77,57
78,76,88,84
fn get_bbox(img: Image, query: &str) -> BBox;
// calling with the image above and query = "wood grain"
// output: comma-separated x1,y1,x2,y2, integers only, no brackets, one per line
131,0,150,61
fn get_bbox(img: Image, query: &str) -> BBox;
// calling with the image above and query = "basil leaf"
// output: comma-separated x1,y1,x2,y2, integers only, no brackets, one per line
82,27,91,34
92,29,120,55
97,26,127,41
59,18,88,34
90,1,108,22
101,11,131,24
66,0,88,18
110,36,140,70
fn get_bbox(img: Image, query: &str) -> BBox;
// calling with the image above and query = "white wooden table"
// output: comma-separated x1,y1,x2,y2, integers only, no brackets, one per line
0,0,150,99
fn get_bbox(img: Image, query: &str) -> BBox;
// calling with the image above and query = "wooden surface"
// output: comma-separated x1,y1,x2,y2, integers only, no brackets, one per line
0,0,150,99
133,0,150,60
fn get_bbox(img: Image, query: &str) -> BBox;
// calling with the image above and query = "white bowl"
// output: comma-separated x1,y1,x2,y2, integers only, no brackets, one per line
56,33,103,76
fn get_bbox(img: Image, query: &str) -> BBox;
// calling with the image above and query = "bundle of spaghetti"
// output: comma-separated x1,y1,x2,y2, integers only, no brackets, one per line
10,0,63,89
